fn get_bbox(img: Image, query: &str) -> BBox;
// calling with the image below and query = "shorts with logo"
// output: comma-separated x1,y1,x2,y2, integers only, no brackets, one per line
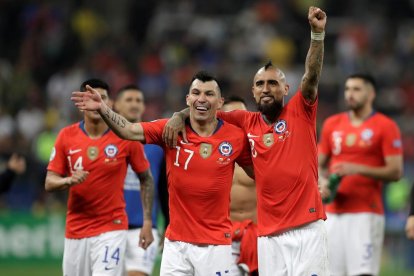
63,230,127,276
326,212,385,276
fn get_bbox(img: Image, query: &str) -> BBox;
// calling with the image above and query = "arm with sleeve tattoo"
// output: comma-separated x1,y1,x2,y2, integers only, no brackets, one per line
137,169,155,249
71,85,145,141
301,6,326,103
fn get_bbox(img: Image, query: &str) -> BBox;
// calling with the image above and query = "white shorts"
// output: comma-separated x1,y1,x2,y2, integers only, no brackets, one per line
258,220,329,276
325,212,385,276
124,228,160,274
160,238,233,276
230,241,248,276
63,230,127,276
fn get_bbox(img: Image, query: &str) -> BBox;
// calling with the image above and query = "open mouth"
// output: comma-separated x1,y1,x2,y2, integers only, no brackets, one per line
195,106,208,113
260,96,275,103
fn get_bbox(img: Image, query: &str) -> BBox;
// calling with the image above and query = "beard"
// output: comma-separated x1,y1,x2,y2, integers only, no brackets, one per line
346,100,364,112
257,99,283,122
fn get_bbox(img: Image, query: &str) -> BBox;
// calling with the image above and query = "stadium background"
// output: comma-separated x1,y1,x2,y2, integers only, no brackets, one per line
0,0,413,275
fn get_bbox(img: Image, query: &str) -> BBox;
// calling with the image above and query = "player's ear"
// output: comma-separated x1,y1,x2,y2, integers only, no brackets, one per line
107,99,114,108
217,96,224,109
186,94,190,107
283,83,290,96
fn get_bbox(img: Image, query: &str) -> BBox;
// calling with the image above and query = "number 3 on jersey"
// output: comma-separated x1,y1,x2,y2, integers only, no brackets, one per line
174,146,194,170
67,156,84,172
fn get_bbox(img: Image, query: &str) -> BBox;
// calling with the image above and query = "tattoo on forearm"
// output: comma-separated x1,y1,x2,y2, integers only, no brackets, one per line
139,171,154,220
304,40,324,87
102,105,126,128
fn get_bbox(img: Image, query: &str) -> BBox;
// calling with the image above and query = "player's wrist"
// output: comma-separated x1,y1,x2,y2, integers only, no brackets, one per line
142,219,153,227
63,177,73,188
311,31,325,41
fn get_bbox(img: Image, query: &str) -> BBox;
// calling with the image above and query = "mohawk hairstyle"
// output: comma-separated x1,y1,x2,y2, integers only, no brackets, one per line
264,60,274,70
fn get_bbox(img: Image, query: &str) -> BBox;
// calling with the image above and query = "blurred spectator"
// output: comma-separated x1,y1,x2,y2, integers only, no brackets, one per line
0,153,26,194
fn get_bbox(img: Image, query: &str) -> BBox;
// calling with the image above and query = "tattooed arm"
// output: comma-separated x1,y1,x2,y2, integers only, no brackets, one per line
301,6,327,103
137,169,155,223
137,169,155,248
71,85,145,141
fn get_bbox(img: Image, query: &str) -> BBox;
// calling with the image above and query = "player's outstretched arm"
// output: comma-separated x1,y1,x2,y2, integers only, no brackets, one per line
45,170,89,192
137,169,155,249
71,85,145,142
162,108,189,147
301,6,326,103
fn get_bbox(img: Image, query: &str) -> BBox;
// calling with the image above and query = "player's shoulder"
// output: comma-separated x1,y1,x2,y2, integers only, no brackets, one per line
324,112,347,126
58,122,81,136
372,112,398,126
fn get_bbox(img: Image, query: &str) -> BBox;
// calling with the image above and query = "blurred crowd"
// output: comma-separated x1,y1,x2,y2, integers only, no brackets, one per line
1,0,414,212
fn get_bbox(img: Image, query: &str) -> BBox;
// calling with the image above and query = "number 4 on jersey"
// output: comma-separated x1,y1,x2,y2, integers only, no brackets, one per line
67,156,84,172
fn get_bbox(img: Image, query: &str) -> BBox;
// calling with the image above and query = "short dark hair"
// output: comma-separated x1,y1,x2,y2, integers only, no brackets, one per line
191,70,218,83
116,84,141,100
224,95,246,106
347,73,377,91
191,70,221,94
80,78,110,93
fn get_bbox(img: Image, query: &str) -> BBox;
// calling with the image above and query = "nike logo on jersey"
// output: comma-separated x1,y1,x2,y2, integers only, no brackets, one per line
247,133,259,138
69,149,82,154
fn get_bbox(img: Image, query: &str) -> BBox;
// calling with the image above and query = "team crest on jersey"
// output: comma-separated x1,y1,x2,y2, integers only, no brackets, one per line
199,143,212,159
218,141,233,156
104,144,118,158
87,146,99,160
263,133,274,147
361,128,373,141
345,133,357,146
274,119,287,134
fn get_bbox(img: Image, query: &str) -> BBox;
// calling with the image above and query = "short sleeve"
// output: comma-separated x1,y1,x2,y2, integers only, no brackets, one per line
47,129,68,176
318,119,332,156
129,142,150,173
381,119,403,156
235,134,253,167
290,91,318,122
141,119,168,146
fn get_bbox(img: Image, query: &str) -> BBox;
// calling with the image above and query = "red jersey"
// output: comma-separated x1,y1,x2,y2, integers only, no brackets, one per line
218,91,326,236
318,112,402,214
47,121,149,239
141,119,251,245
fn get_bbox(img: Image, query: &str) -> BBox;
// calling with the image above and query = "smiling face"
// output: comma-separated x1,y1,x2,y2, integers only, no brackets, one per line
252,67,289,117
115,89,145,123
186,79,223,123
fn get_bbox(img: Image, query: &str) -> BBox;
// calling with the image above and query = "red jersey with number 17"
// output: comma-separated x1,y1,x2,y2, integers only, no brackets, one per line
47,121,149,239
218,91,326,236
318,112,402,214
141,119,252,245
